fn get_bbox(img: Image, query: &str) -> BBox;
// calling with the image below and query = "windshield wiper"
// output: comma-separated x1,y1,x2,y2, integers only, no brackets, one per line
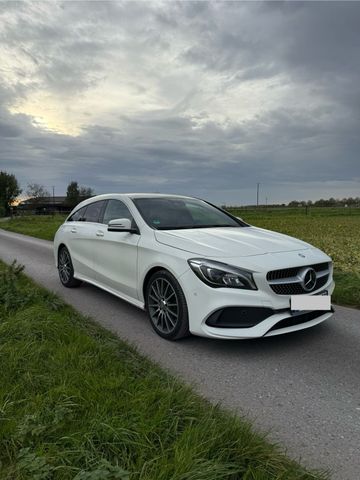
157,224,238,230
195,224,238,228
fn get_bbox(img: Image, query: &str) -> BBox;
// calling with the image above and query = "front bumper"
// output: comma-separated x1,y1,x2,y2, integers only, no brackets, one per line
179,267,335,339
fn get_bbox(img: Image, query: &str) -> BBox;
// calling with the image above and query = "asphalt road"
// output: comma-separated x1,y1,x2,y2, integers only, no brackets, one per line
0,228,359,479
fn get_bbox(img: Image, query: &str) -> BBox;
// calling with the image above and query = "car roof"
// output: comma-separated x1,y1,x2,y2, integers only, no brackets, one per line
86,193,196,200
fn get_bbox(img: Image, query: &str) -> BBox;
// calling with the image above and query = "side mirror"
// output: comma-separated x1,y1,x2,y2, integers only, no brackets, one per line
108,218,136,233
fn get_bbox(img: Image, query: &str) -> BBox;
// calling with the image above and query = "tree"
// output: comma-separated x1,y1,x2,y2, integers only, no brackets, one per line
26,183,50,206
79,186,94,199
0,171,22,216
66,181,80,208
66,181,94,208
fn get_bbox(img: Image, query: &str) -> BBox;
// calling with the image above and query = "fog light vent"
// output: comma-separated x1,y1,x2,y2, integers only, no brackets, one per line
206,307,273,328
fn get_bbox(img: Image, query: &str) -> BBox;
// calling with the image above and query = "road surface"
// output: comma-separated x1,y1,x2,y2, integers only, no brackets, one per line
0,228,359,479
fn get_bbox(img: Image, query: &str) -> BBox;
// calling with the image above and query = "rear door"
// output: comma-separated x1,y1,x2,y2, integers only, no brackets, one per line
64,205,90,277
93,199,140,300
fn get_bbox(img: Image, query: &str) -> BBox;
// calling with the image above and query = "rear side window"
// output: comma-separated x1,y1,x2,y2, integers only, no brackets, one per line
67,206,87,222
103,200,133,224
82,201,106,223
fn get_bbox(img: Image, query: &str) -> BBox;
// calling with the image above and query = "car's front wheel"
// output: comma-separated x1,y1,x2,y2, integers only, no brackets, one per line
58,246,82,288
145,270,189,340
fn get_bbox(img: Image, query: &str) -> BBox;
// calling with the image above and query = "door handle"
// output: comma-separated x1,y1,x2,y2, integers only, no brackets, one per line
96,231,104,237
70,228,77,233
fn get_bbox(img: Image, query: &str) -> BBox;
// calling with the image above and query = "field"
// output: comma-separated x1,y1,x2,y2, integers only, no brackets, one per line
228,207,360,307
0,260,328,479
229,207,360,275
1,207,359,307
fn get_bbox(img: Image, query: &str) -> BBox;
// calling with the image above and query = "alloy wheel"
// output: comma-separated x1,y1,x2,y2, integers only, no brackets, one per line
58,248,72,284
148,278,179,334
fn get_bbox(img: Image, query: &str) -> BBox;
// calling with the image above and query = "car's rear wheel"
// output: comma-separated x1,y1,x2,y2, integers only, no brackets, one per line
145,270,189,340
58,246,82,288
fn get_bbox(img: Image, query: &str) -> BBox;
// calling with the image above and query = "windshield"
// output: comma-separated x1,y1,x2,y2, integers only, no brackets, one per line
132,197,247,230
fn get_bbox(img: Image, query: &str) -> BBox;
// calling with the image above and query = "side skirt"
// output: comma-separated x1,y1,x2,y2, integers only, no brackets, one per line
74,273,145,310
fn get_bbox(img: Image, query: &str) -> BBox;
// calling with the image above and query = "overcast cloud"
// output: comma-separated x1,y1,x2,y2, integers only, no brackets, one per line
0,0,359,204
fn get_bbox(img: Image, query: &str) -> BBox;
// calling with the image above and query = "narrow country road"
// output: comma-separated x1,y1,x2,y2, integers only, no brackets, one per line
1,229,359,479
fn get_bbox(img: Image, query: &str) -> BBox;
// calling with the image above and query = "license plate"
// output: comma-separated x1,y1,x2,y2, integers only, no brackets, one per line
290,293,331,311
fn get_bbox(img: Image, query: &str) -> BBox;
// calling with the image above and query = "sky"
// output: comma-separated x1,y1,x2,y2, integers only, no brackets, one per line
0,1,359,205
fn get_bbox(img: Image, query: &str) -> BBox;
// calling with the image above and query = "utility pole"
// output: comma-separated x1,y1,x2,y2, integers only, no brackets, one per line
52,186,55,216
256,183,260,207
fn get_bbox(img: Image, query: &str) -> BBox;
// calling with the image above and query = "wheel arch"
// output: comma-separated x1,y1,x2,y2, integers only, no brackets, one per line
56,243,68,267
142,266,168,305
142,265,190,340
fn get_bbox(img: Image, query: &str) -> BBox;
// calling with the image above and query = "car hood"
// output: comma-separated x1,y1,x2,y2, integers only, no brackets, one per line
154,226,311,258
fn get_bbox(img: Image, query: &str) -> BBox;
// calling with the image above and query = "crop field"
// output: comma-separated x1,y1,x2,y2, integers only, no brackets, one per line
1,207,360,306
229,207,360,275
228,207,360,307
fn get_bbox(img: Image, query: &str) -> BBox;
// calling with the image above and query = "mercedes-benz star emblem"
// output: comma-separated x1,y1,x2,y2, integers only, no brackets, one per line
298,267,317,292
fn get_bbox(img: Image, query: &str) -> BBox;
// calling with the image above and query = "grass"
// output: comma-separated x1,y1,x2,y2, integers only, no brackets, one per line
0,215,66,241
332,271,360,307
0,260,329,480
1,209,360,308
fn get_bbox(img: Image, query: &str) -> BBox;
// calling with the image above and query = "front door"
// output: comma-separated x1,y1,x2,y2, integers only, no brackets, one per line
93,199,140,300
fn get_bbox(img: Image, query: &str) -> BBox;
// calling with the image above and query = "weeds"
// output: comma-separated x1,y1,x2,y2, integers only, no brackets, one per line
0,260,36,313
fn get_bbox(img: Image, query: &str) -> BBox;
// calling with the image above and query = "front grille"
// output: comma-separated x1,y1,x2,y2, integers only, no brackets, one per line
267,262,330,295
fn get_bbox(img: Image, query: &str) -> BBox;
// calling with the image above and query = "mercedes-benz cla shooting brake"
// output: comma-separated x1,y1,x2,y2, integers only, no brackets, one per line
54,194,334,340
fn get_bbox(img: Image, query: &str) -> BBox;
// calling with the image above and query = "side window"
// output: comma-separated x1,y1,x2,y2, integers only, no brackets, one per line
67,206,87,222
103,200,133,224
82,201,105,223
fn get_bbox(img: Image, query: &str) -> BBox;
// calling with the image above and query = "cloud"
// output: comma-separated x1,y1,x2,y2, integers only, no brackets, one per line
0,0,359,204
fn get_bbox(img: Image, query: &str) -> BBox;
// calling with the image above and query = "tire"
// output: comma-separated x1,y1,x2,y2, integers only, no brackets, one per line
58,246,82,288
145,270,190,340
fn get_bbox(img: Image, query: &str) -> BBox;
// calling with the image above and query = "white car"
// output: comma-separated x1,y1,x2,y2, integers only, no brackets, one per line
54,193,334,340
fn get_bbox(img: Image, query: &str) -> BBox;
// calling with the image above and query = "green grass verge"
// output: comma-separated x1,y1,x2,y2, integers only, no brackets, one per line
332,271,360,307
1,211,359,308
0,260,328,480
0,215,66,241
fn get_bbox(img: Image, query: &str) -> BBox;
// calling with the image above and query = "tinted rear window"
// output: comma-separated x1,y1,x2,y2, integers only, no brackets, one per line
82,201,105,223
68,206,86,222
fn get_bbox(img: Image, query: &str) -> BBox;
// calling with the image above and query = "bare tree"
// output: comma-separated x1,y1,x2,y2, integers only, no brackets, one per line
26,183,50,206
79,186,94,199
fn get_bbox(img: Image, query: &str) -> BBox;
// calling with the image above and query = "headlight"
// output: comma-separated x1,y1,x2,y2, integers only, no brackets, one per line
188,258,257,290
